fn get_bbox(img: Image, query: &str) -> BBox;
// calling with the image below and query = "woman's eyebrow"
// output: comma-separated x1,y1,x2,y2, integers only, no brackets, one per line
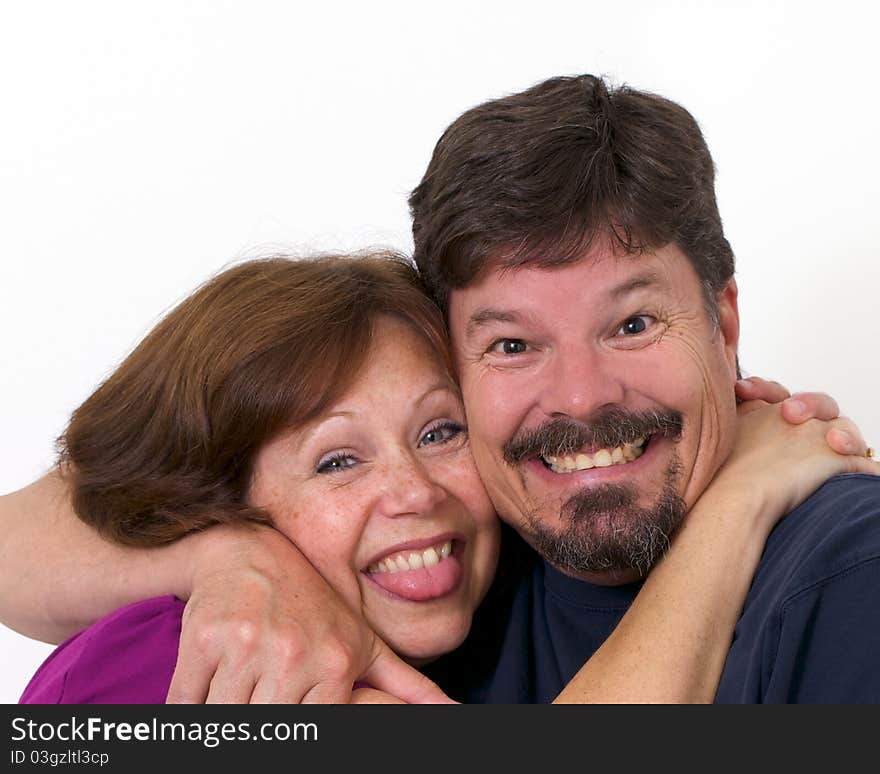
413,382,460,409
295,411,356,447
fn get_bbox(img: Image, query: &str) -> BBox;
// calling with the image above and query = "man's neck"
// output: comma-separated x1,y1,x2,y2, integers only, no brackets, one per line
542,558,645,586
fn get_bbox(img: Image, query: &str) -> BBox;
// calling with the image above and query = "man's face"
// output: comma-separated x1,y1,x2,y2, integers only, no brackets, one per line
448,240,741,584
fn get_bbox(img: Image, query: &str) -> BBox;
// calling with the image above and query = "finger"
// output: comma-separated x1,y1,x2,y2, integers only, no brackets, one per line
782,392,840,424
299,679,355,705
826,425,868,458
166,647,213,704
735,377,790,404
829,416,867,453
249,674,311,705
350,687,406,705
736,398,770,416
846,455,880,476
362,648,457,704
246,638,327,704
204,662,258,704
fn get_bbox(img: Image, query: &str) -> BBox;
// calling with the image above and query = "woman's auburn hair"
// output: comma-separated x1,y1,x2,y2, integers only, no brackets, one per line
58,251,455,547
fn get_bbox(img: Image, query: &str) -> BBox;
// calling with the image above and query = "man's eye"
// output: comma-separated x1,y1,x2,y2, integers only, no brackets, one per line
491,339,528,355
618,316,653,335
316,453,358,474
418,422,464,448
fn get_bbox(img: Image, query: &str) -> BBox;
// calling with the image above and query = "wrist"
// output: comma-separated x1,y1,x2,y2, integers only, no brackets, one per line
690,466,776,541
184,523,293,598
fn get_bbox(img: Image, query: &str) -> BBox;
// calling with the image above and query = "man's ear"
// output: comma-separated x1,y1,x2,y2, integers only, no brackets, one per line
716,278,740,379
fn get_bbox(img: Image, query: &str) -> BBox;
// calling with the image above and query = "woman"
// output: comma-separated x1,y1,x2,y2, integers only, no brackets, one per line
9,251,875,703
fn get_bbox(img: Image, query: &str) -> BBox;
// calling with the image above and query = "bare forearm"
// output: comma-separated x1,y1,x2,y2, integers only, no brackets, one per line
0,470,193,643
554,484,768,704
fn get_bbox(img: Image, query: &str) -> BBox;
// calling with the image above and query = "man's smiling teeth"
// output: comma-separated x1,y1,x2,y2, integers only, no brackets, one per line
367,540,453,574
543,438,647,474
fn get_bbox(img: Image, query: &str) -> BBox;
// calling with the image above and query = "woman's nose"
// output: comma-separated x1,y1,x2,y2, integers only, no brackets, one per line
372,454,449,519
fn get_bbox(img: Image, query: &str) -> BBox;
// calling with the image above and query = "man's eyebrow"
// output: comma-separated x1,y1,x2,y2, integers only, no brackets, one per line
465,308,521,339
463,271,662,338
609,271,662,300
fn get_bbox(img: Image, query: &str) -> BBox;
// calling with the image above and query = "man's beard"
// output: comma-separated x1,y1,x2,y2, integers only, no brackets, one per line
523,459,685,577
503,407,686,577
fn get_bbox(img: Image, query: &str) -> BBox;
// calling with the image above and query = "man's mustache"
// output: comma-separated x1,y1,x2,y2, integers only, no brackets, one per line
502,407,683,465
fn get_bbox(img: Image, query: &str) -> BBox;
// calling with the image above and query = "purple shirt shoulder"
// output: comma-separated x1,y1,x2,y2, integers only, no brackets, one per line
20,596,184,704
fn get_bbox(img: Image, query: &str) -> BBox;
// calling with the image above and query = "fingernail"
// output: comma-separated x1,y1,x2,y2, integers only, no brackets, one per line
787,399,806,416
736,379,753,390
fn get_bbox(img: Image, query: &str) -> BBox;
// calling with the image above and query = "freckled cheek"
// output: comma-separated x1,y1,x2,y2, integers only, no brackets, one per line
276,494,371,603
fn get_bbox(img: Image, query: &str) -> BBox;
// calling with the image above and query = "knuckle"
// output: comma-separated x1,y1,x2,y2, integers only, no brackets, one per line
319,641,359,680
189,624,217,654
795,391,837,411
231,619,260,651
831,417,857,437
272,636,308,670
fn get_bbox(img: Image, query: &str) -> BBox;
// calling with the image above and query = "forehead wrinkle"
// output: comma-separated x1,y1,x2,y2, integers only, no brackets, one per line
608,270,663,301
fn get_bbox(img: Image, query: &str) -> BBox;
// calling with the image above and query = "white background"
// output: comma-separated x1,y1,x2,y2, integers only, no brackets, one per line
1,1,878,703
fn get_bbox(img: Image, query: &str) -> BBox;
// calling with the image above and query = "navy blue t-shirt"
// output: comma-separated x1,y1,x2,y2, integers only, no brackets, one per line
426,475,880,703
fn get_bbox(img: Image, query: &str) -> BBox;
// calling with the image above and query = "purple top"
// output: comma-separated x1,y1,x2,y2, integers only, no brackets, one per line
20,596,184,704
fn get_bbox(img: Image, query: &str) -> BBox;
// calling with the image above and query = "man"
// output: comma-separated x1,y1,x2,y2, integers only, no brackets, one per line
407,74,880,702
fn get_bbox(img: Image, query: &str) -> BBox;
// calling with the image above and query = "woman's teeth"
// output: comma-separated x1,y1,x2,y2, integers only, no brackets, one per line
367,540,453,574
543,437,647,474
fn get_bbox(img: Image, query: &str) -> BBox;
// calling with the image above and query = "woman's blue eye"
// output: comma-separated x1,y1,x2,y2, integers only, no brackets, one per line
418,422,463,447
620,316,651,335
493,339,527,355
316,453,357,474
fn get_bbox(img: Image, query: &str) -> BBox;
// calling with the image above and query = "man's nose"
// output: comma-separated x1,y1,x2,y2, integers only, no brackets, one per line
538,344,625,420
372,453,449,520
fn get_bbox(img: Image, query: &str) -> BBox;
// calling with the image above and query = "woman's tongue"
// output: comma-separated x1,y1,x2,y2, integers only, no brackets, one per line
367,551,462,602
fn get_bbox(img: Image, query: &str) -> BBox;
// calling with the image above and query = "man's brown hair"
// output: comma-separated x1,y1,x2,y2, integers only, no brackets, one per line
409,74,735,316
58,252,453,546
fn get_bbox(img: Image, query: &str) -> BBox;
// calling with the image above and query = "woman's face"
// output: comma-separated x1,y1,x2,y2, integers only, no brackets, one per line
248,316,500,662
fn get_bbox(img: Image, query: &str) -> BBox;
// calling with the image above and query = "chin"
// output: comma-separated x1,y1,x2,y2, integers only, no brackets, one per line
383,616,473,666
